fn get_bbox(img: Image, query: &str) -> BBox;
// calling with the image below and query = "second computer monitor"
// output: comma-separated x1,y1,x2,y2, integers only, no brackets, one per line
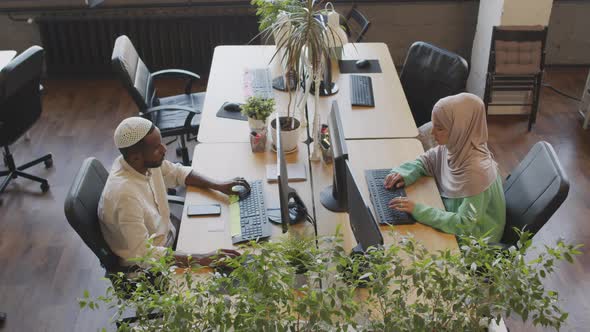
345,159,384,253
320,101,349,212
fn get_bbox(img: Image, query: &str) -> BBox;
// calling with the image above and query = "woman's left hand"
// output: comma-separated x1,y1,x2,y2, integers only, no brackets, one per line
389,197,415,213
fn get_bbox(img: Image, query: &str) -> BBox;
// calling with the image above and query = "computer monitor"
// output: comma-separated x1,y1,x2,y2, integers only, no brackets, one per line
320,101,348,212
345,159,384,253
276,113,308,233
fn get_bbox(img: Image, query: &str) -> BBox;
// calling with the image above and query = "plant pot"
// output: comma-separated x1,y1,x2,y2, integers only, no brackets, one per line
248,117,266,132
271,116,300,153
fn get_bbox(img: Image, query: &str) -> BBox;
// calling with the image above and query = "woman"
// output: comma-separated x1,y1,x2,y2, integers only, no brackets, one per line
385,93,506,242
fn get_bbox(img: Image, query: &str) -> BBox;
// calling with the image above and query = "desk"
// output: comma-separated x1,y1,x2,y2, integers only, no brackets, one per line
197,43,417,143
176,142,315,254
0,50,16,71
312,139,458,252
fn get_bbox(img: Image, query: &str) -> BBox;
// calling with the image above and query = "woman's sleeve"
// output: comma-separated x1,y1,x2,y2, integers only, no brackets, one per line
390,159,428,186
411,194,489,239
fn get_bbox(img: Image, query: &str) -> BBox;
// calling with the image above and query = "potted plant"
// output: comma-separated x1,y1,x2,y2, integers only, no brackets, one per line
253,0,345,153
80,231,581,331
241,95,275,132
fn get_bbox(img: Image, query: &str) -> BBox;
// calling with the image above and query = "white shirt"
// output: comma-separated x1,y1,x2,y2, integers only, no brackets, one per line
98,156,193,266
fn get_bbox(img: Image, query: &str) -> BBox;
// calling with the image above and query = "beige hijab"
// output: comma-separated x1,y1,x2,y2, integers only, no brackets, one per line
419,93,498,198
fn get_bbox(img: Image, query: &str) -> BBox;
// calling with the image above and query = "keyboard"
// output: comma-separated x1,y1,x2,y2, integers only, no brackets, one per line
243,68,274,100
350,75,375,107
232,180,272,244
365,169,414,225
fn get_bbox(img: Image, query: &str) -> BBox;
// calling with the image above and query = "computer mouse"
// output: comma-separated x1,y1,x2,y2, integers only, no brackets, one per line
224,103,242,113
232,184,250,200
355,59,370,68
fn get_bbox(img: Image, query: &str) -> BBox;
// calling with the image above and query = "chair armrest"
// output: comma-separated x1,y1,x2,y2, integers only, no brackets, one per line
167,195,185,205
151,69,201,95
144,105,200,129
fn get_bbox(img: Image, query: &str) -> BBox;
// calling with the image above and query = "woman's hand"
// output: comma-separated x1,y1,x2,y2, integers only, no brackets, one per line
388,196,415,213
384,172,405,189
215,177,251,196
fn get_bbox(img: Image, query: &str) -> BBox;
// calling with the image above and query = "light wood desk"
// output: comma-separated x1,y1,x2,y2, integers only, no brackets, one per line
0,50,16,71
309,43,417,140
197,43,417,143
176,142,315,254
312,138,457,253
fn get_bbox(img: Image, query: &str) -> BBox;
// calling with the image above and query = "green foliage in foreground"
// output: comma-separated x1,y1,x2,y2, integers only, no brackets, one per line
80,230,581,331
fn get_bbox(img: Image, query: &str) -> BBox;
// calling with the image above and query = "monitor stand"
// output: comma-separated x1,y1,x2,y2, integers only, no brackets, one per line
320,185,347,212
309,80,339,97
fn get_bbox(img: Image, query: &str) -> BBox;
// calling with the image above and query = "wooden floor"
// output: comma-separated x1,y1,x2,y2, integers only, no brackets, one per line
0,68,589,331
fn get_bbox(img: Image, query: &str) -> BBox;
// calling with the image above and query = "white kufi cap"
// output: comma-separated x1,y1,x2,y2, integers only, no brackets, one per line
114,117,153,149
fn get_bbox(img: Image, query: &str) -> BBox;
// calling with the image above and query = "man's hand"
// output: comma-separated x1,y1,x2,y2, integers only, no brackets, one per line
215,177,251,196
388,196,415,213
384,172,405,189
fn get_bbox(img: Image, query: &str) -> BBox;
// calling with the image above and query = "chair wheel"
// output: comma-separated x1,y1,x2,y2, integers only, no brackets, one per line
176,148,182,157
44,158,53,169
41,182,50,192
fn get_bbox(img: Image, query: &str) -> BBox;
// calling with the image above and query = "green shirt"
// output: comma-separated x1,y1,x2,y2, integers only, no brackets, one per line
391,160,506,242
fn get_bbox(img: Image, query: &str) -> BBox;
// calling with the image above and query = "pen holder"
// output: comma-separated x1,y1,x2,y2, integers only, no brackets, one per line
250,129,267,153
319,125,332,164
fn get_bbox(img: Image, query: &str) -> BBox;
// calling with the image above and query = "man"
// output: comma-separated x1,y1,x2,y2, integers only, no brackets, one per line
98,117,248,268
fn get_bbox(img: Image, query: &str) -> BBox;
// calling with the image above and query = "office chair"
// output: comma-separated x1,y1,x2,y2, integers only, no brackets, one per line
484,26,548,132
111,35,205,166
343,4,371,43
0,46,53,205
400,41,469,127
501,141,569,246
64,157,183,327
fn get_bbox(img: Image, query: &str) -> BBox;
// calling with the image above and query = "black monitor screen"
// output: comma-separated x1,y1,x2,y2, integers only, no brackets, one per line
320,101,349,212
345,159,383,252
276,113,290,233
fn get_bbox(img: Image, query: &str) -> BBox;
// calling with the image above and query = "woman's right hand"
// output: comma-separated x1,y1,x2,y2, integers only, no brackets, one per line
384,172,405,189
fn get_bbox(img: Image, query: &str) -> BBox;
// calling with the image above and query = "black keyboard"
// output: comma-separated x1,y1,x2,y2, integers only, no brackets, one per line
350,75,375,107
365,169,414,225
232,180,272,244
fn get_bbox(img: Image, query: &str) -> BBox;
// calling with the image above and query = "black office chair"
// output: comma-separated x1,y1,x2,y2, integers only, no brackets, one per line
501,141,569,246
111,35,205,166
400,41,469,127
0,46,53,205
343,4,371,43
64,157,181,327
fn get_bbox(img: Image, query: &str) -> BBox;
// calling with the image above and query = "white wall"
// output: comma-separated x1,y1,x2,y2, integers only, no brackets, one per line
466,0,504,99
501,0,553,25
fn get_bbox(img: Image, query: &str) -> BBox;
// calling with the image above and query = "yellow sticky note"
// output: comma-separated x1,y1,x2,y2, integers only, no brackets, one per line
229,195,241,237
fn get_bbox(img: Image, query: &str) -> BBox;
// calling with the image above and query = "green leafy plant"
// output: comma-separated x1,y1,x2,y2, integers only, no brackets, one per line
253,0,344,127
241,95,275,121
251,0,299,31
80,231,581,331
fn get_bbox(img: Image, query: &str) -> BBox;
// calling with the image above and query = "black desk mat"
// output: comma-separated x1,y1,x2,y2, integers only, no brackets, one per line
338,60,382,74
216,102,247,121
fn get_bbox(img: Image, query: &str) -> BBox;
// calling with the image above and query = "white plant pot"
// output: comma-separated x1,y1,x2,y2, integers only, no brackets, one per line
248,118,266,132
271,117,300,153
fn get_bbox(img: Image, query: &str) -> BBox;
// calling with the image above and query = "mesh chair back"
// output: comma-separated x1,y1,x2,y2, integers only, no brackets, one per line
64,157,122,272
0,46,44,146
111,35,156,112
345,5,371,43
400,41,469,127
502,141,569,245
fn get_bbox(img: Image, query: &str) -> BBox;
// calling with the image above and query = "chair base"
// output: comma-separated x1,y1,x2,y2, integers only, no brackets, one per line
0,145,52,205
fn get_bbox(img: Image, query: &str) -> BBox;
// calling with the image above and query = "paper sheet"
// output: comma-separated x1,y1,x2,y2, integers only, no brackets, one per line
229,195,241,236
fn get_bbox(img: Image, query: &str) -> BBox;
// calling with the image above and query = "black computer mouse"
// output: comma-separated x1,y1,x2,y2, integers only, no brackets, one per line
355,59,370,68
224,103,242,113
232,184,251,200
